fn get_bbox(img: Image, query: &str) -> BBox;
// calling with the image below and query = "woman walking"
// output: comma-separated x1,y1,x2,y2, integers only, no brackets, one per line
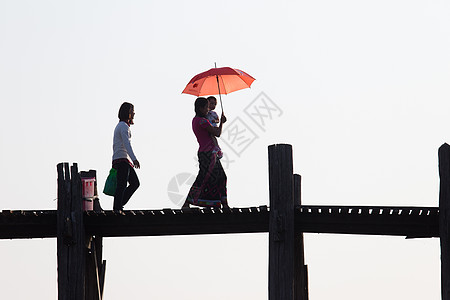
112,102,140,213
183,97,229,209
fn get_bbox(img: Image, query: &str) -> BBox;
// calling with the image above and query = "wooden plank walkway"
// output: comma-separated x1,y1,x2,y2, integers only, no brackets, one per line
297,205,439,238
0,205,439,240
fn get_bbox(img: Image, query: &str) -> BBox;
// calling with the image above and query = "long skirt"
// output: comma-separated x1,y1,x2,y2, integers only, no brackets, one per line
186,151,227,207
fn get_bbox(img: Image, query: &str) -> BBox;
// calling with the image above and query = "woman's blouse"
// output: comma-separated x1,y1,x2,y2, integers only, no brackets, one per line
112,121,137,164
192,116,215,152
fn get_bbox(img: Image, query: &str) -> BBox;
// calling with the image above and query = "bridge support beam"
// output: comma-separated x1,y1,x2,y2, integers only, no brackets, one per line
439,144,450,300
57,163,105,300
294,174,308,300
57,163,86,300
269,144,308,299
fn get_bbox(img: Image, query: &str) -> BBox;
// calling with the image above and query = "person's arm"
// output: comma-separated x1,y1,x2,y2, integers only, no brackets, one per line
120,124,140,168
205,113,227,137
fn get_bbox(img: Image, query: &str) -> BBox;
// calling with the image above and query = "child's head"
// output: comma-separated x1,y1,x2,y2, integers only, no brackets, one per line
207,96,217,110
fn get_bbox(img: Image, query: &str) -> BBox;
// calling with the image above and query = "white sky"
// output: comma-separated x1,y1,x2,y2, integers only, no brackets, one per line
1,0,449,299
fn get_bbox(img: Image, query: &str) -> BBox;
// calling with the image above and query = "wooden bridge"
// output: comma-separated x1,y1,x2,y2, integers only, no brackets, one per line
0,205,439,239
1,143,450,300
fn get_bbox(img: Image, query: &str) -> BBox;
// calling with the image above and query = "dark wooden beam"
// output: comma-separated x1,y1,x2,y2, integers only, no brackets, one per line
57,163,85,300
71,164,86,299
0,205,439,239
294,174,308,300
296,206,438,238
85,236,104,300
57,163,69,300
82,170,105,299
268,144,295,300
439,143,450,300
0,210,56,238
84,207,270,237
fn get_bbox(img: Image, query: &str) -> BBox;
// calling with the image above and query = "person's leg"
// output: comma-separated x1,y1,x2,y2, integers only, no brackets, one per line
215,160,228,208
122,166,139,207
114,162,129,211
183,152,209,208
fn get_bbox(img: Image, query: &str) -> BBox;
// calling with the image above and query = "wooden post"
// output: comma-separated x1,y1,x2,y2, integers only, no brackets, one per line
85,236,105,300
80,170,105,299
93,236,106,298
439,143,450,300
57,163,70,300
303,265,309,300
268,144,295,300
293,174,308,300
57,163,85,300
96,240,107,298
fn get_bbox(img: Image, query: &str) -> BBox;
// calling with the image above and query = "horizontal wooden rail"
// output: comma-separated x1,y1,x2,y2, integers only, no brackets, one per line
0,210,57,239
85,206,269,237
297,206,439,238
0,205,439,240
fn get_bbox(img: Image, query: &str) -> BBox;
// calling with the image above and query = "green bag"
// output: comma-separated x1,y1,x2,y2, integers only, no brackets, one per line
103,168,117,196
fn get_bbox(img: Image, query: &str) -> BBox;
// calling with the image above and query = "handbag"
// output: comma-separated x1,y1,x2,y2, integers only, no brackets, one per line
103,168,117,196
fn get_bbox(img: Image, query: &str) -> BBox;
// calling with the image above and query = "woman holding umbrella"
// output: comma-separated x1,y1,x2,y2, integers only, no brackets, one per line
182,97,229,209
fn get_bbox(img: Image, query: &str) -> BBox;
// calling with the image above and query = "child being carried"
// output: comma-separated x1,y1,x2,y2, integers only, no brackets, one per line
206,96,223,159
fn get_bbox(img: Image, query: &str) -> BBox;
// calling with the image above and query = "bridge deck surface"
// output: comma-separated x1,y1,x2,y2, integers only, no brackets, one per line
0,206,439,239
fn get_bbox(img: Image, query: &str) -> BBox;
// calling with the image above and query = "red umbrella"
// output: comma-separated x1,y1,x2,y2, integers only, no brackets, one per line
182,66,255,110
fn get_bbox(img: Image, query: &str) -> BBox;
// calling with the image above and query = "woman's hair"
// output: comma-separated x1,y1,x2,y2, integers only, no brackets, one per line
118,102,134,122
194,97,208,116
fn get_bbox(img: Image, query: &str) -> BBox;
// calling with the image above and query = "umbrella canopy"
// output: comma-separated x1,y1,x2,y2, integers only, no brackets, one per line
182,67,255,97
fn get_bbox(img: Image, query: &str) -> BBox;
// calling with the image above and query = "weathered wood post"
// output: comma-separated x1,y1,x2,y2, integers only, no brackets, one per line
57,163,85,300
294,174,308,300
85,236,106,300
81,170,106,299
268,144,295,299
439,143,450,300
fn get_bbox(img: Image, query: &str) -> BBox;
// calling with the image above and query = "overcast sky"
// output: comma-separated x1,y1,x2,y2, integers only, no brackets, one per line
1,1,449,299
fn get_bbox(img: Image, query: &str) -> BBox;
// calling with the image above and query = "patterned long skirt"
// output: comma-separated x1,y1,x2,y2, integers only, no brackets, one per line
186,151,227,207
